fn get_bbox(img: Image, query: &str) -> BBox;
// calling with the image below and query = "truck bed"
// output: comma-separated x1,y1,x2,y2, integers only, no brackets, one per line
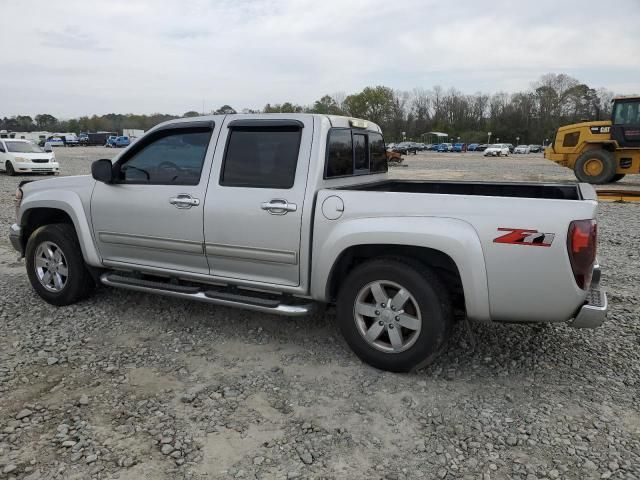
339,180,581,200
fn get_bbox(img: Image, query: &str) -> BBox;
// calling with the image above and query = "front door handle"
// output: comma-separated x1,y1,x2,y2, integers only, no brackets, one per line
169,194,200,209
261,199,297,215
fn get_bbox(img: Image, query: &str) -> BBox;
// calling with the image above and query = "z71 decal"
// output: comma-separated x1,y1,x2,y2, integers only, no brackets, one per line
493,228,555,247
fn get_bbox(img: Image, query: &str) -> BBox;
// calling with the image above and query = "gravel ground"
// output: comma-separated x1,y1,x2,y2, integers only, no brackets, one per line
0,148,638,480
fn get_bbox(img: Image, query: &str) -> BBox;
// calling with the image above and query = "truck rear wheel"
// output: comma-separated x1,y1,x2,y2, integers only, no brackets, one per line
336,258,452,372
574,150,616,184
25,223,95,306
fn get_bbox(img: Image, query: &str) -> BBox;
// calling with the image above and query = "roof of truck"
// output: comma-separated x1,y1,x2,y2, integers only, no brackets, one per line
613,95,640,102
152,113,382,134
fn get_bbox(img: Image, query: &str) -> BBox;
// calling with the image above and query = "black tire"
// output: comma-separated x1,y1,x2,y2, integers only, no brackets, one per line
574,150,616,184
25,223,95,306
611,173,626,182
336,258,453,372
6,161,15,176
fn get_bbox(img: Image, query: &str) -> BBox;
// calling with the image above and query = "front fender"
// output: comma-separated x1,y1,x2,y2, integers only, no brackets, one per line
311,216,491,322
19,191,101,266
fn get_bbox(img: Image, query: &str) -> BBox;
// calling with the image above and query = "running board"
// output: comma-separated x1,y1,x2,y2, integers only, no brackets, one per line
100,273,314,317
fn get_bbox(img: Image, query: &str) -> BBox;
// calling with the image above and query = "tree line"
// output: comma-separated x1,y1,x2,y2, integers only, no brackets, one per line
0,73,618,145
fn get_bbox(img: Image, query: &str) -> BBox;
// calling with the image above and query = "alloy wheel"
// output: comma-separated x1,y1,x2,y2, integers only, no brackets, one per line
34,241,69,292
353,280,422,353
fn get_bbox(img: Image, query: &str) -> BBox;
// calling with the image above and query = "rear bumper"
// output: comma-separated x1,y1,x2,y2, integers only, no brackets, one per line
9,223,23,256
569,264,608,328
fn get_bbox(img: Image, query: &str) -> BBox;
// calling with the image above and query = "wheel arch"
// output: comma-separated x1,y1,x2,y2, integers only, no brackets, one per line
327,244,464,309
578,141,617,154
311,217,491,322
19,196,101,266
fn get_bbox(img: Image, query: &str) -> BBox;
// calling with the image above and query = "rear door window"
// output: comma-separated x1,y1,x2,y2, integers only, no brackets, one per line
220,126,301,189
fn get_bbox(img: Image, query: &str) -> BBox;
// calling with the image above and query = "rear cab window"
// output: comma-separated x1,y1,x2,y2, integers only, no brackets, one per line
325,128,388,179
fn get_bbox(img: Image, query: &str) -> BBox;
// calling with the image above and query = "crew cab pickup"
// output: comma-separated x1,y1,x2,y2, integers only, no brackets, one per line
9,114,607,372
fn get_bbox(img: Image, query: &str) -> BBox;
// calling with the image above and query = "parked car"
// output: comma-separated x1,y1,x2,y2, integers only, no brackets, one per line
393,142,418,155
514,145,531,154
106,136,131,148
528,145,543,153
467,143,479,151
483,144,510,156
105,136,117,147
40,136,65,147
0,138,59,176
475,144,488,152
429,144,440,151
505,143,515,153
437,143,453,152
10,114,606,372
453,143,467,152
63,134,79,147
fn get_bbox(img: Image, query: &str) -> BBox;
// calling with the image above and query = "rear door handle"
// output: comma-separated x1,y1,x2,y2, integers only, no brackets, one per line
261,199,297,215
169,194,200,209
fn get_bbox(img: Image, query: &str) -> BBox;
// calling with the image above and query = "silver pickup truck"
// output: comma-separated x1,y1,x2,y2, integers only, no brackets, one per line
9,114,607,372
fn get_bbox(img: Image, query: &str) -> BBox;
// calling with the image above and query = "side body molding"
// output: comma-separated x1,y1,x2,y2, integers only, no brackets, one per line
19,190,102,267
310,216,491,322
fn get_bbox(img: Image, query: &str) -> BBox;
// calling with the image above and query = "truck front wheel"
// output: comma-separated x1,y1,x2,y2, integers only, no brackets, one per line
574,150,616,184
336,258,452,372
25,223,95,306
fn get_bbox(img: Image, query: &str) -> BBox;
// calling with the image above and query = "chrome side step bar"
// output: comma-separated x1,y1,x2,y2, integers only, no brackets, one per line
100,273,314,317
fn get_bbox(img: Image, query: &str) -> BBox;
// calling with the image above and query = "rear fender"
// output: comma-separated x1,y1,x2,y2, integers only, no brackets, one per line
311,217,491,322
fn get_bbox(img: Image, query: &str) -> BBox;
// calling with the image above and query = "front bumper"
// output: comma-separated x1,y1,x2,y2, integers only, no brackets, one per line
14,161,59,173
570,264,608,328
9,223,23,256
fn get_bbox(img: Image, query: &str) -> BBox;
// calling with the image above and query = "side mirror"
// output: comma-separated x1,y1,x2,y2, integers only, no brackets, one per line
43,142,52,152
92,159,114,184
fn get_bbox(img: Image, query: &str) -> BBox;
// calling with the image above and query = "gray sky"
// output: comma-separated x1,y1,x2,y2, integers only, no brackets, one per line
2,0,639,118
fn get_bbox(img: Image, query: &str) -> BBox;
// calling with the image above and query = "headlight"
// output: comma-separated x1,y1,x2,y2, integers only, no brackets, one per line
14,156,27,162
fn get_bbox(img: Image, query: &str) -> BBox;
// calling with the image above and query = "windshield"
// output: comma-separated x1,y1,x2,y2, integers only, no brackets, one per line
5,141,44,153
489,144,502,148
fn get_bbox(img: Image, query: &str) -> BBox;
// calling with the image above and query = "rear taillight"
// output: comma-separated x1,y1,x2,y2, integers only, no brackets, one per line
567,219,597,290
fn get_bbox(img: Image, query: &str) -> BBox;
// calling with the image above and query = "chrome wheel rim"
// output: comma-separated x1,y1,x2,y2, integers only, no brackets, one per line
353,280,422,353
34,241,68,292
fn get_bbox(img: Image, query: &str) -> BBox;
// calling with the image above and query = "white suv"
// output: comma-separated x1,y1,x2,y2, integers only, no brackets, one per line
0,139,59,176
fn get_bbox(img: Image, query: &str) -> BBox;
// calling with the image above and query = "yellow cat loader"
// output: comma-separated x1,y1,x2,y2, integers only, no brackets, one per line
545,96,640,184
